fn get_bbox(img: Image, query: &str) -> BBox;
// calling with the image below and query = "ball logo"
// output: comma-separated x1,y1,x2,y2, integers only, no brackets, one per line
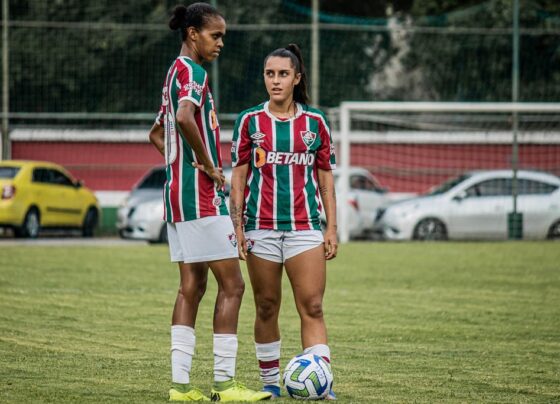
209,109,219,131
254,147,266,168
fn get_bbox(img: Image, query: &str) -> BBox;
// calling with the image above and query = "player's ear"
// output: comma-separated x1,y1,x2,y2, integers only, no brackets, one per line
294,72,301,86
187,26,198,41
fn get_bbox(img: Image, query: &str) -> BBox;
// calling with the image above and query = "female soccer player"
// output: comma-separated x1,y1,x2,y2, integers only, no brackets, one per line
148,3,271,402
230,44,338,400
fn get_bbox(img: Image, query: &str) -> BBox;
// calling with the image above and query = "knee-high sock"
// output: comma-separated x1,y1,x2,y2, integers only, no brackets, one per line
214,334,238,382
171,325,196,384
255,340,281,386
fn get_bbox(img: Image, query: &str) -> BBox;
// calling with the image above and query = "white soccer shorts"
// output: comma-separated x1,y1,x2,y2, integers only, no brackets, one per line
244,229,324,263
167,216,238,263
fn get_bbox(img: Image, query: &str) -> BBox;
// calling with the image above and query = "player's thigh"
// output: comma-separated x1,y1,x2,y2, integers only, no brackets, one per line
178,262,209,292
247,253,284,304
208,257,244,293
284,245,326,308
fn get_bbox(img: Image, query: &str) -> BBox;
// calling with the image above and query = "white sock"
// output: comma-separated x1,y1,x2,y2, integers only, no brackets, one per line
304,343,331,363
214,334,238,382
171,325,196,384
255,340,281,387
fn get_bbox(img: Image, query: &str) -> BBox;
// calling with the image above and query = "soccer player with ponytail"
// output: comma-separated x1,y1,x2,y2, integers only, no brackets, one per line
148,3,271,402
230,44,338,400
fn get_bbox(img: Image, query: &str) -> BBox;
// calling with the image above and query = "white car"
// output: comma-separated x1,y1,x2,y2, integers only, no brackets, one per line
321,167,391,239
117,167,233,243
117,166,233,243
374,170,560,241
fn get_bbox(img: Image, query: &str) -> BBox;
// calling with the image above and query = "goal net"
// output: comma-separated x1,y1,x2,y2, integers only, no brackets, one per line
335,102,560,243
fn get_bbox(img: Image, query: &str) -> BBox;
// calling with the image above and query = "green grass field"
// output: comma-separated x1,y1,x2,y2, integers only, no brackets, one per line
1,242,559,403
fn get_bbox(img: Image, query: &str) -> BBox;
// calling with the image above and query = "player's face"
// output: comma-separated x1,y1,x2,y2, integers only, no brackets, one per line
195,16,226,62
264,56,301,104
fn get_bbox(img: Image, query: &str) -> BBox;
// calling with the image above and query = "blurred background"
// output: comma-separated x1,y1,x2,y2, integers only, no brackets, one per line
1,0,559,240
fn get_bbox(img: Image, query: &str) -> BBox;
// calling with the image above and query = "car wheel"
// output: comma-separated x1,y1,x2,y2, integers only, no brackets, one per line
82,208,98,237
413,218,448,241
547,220,560,239
16,208,40,238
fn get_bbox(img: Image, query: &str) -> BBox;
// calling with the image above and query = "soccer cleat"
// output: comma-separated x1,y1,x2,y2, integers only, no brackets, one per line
210,380,272,402
169,387,211,401
262,384,281,399
325,388,337,400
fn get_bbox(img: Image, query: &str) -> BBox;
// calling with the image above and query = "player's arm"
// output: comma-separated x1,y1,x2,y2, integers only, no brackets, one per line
176,100,224,189
148,123,165,156
318,168,338,260
230,164,249,260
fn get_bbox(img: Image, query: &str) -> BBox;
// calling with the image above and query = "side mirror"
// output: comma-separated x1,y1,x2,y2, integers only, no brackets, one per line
74,179,83,189
452,190,467,201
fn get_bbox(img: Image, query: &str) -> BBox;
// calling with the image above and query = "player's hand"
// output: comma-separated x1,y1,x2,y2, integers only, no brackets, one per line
235,228,248,261
192,162,225,190
324,227,338,260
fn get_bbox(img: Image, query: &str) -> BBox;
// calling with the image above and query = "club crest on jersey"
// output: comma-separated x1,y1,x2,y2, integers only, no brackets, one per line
213,196,222,207
300,130,317,149
250,132,266,146
228,232,237,248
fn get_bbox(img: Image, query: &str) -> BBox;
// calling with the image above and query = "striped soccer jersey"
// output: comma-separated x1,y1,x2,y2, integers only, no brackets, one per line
231,101,336,231
155,56,227,223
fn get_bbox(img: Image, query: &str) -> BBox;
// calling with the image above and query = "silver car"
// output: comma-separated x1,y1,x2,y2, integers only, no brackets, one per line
117,166,167,243
374,170,560,241
321,167,391,239
117,166,232,243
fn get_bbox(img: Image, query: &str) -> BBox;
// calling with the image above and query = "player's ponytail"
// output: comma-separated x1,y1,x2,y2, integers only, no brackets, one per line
265,43,310,105
285,44,309,105
169,2,223,41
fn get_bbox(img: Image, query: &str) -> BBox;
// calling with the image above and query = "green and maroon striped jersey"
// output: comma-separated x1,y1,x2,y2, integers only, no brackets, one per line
155,56,228,222
231,101,336,231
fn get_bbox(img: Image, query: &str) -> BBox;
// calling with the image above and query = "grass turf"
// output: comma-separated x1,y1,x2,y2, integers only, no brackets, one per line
0,242,559,403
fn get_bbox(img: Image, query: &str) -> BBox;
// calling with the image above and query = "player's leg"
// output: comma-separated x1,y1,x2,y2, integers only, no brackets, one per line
284,244,328,348
283,231,336,400
168,223,211,401
246,251,283,398
208,257,272,401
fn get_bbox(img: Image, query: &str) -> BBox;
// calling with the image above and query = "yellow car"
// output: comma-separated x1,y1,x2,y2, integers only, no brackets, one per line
0,160,100,238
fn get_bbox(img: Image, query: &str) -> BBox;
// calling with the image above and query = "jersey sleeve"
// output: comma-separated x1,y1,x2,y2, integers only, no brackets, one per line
316,114,336,170
231,112,253,167
177,62,207,107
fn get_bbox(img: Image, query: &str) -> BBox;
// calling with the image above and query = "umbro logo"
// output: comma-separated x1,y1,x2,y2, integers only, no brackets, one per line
250,132,266,145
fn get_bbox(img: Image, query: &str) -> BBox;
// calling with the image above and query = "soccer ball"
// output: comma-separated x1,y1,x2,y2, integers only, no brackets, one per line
282,353,333,400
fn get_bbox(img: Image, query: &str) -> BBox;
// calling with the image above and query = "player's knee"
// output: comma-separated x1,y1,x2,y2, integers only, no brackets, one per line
178,280,207,302
222,277,245,299
256,296,280,322
302,298,323,320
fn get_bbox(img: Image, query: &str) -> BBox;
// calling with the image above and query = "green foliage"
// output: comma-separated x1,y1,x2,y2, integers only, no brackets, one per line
4,0,560,116
1,242,559,402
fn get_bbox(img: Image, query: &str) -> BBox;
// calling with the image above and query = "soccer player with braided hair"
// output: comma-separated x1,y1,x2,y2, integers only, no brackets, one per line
230,43,338,400
148,3,271,402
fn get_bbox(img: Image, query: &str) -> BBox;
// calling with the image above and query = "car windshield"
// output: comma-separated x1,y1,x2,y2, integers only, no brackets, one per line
428,174,471,195
0,166,20,179
137,168,166,189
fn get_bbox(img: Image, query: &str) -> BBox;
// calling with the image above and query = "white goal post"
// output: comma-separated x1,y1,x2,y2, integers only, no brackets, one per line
337,102,560,243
